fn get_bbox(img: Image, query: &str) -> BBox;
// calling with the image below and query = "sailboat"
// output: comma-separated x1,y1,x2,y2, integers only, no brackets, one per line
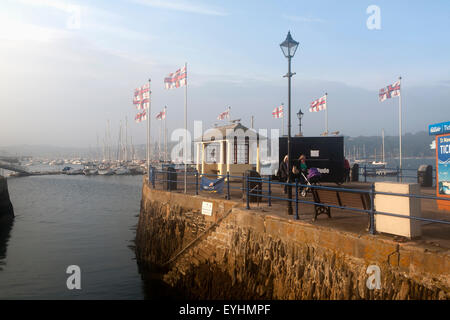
372,129,387,167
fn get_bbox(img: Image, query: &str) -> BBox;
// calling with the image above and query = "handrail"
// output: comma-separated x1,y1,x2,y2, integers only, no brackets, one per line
147,168,450,235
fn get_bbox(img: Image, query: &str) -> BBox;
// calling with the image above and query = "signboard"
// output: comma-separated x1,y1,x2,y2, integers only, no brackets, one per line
279,136,345,183
201,201,213,216
436,134,450,211
310,150,320,158
429,121,450,136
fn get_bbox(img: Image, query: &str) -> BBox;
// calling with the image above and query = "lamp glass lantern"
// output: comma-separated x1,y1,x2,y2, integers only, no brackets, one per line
280,31,299,58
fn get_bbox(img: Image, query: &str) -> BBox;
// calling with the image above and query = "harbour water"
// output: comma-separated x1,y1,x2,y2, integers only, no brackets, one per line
0,173,148,299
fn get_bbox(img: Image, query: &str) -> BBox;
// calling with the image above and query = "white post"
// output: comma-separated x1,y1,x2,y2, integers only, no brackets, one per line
184,62,188,193
147,79,151,183
399,76,403,181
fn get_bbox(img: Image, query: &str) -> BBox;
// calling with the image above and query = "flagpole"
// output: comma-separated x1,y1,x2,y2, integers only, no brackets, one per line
147,79,151,184
184,62,187,193
164,106,167,163
325,93,328,135
159,115,162,162
399,76,402,181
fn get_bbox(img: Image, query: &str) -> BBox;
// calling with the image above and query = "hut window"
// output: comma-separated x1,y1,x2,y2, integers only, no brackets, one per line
233,137,237,164
234,136,249,164
205,143,220,164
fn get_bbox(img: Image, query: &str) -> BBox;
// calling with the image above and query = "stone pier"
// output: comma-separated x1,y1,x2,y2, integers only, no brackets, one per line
0,176,14,219
136,181,449,300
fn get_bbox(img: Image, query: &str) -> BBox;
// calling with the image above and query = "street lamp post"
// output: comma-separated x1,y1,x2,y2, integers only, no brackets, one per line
297,109,304,136
280,31,299,216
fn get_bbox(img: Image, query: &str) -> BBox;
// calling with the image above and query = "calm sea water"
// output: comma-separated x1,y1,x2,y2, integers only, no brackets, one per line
0,173,148,299
357,157,436,183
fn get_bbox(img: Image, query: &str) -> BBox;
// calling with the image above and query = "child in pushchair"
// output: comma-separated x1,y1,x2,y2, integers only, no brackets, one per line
299,167,321,197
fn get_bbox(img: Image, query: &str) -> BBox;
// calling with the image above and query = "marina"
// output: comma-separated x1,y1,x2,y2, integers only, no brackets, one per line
0,0,449,306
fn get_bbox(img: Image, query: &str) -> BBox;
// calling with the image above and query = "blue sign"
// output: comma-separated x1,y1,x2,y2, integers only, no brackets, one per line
437,135,450,196
429,121,450,136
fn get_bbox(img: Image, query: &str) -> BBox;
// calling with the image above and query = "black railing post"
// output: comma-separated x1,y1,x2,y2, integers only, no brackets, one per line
226,172,230,200
195,171,199,195
397,166,400,182
364,165,367,183
295,178,299,220
268,175,272,207
369,183,376,235
246,174,250,210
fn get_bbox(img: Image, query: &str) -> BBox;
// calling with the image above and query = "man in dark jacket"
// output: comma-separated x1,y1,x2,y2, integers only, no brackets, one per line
278,155,289,194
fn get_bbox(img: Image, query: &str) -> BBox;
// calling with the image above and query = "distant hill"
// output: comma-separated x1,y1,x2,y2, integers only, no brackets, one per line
1,131,436,160
344,131,435,159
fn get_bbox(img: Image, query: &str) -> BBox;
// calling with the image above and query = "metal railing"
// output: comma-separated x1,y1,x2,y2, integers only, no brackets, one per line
147,168,450,236
359,165,436,184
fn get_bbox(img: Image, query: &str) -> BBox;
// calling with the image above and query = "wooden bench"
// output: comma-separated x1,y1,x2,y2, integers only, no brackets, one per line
311,188,372,223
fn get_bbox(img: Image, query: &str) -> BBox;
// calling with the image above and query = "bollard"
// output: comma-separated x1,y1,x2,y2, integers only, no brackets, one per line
295,179,299,220
226,172,230,200
369,183,376,235
268,176,272,207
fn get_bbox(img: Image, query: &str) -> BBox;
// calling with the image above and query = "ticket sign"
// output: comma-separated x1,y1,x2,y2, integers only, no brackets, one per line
429,121,450,136
436,133,450,211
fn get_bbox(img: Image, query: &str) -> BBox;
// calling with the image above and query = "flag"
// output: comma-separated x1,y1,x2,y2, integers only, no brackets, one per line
156,109,166,120
133,83,150,110
309,95,327,112
135,110,147,123
217,107,230,120
164,66,187,89
272,105,284,119
379,80,401,102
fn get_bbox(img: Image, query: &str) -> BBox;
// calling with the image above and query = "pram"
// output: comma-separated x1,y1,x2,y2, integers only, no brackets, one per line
299,167,321,197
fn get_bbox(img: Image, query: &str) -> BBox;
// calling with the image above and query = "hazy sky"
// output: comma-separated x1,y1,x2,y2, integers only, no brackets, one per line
0,0,449,148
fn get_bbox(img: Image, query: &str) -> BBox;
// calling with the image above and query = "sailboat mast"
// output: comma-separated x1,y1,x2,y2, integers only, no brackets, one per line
125,116,128,163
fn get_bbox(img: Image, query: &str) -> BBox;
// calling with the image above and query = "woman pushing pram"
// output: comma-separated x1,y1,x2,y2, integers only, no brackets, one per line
292,154,321,197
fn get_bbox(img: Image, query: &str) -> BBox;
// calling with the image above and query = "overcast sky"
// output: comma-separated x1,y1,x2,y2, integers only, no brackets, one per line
0,0,449,148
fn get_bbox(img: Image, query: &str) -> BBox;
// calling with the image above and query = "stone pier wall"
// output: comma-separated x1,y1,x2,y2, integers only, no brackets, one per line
0,176,14,219
136,182,449,300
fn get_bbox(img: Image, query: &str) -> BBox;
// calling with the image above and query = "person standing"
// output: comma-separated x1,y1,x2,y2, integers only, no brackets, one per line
278,155,289,194
344,158,351,182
